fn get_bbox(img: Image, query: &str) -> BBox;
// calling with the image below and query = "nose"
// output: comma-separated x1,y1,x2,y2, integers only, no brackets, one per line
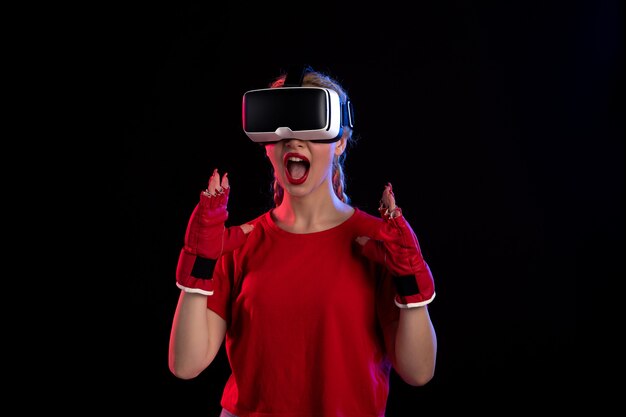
284,138,305,148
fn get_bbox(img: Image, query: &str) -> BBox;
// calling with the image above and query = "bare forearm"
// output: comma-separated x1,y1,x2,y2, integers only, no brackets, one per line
168,291,223,379
394,306,437,386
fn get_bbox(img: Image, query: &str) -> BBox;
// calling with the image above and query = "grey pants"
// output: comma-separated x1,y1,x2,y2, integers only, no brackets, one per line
219,409,238,417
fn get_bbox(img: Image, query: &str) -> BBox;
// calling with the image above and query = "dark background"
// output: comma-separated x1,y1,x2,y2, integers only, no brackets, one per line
91,1,623,414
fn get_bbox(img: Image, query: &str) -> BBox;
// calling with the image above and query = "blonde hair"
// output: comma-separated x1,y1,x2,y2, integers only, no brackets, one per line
269,68,354,206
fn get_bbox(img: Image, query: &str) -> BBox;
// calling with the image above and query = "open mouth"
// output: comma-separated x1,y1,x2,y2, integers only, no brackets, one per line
284,152,310,185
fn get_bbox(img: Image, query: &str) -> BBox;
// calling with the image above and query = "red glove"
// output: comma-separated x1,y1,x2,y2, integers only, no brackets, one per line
176,169,252,295
358,183,435,308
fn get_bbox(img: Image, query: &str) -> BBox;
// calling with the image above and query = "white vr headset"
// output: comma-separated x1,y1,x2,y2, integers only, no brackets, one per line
241,68,354,143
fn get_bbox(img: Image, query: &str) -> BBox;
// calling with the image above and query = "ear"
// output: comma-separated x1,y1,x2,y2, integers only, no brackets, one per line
334,137,348,156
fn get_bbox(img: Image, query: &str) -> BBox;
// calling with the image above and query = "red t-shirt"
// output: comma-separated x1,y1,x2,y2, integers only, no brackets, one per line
207,208,400,417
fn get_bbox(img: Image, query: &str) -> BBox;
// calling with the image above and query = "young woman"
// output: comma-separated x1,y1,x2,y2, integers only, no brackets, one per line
169,68,437,417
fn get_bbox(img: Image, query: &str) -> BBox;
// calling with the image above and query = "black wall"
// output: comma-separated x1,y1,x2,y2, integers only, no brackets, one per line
93,1,623,414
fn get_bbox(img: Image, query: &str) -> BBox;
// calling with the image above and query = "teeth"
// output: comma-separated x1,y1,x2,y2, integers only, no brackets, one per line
287,157,304,162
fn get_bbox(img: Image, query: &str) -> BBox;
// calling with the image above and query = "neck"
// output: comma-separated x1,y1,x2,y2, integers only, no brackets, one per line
272,187,353,234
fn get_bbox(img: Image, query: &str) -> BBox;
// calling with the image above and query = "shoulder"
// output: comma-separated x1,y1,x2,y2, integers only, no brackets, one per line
242,210,271,227
347,207,384,238
351,207,382,223
240,210,273,238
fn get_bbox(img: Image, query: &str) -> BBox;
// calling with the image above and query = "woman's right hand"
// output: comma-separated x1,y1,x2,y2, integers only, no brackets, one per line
176,169,254,295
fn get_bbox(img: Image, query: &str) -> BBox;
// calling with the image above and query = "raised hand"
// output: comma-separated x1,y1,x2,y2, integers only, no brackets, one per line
176,169,254,295
357,183,435,308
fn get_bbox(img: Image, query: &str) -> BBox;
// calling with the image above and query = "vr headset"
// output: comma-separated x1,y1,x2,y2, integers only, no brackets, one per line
242,67,354,143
